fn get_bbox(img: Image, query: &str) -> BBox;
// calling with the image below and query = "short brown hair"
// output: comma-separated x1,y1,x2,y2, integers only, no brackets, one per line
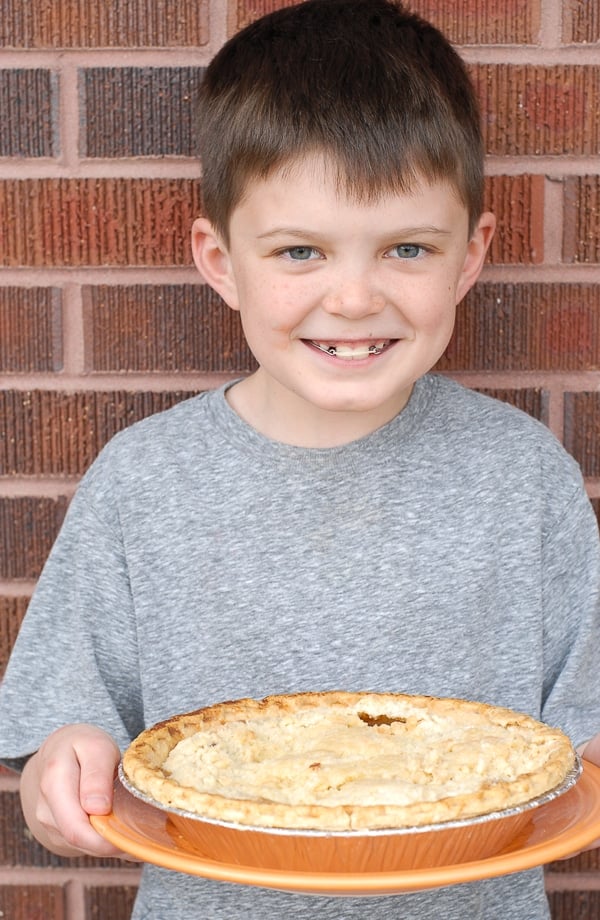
197,0,484,241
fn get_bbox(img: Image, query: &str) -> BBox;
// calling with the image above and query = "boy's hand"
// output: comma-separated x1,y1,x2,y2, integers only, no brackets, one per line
20,723,131,858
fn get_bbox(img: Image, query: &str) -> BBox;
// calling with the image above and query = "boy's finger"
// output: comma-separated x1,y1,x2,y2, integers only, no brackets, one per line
41,755,119,855
76,736,121,815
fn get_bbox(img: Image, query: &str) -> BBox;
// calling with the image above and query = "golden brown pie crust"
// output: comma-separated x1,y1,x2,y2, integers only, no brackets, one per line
121,691,576,830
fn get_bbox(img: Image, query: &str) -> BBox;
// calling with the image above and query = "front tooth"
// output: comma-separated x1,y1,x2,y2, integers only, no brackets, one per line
334,344,372,358
330,341,387,358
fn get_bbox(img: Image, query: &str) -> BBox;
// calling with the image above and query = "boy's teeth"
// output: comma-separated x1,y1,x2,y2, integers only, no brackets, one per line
313,341,388,358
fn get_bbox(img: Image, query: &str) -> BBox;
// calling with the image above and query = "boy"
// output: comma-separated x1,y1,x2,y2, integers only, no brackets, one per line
1,1,600,918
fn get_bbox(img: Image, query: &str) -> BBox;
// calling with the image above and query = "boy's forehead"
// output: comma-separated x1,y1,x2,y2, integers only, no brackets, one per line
231,156,468,223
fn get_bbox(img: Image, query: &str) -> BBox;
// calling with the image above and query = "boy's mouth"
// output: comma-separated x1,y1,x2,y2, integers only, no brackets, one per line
308,339,392,359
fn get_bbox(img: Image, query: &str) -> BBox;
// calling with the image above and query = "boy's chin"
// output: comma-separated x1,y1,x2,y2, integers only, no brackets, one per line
297,389,414,428
308,386,414,416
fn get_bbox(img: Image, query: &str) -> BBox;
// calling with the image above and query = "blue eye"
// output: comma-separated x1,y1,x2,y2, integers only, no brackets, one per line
391,244,423,259
283,246,318,261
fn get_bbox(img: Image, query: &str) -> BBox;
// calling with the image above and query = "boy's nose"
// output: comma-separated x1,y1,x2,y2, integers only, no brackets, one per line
321,275,387,318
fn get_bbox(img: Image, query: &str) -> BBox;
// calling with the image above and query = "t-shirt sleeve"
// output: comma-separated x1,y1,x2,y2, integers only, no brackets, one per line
0,466,144,771
540,467,600,748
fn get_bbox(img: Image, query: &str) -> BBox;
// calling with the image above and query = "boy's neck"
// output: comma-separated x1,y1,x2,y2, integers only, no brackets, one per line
225,372,413,448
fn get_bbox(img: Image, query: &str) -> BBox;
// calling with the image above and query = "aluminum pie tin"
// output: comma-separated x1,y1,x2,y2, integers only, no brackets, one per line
118,757,581,872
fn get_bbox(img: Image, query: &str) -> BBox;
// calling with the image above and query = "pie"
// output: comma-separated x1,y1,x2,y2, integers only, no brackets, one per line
121,690,576,831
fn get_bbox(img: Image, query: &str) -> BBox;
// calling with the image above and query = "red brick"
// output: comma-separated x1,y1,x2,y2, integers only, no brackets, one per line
472,65,600,156
407,0,538,44
0,885,65,920
85,886,139,920
83,284,255,373
0,596,29,677
485,176,544,265
0,179,202,267
0,0,209,48
228,0,538,43
0,390,199,477
0,287,62,373
548,890,600,919
0,497,68,580
227,0,298,34
0,69,58,157
563,177,600,264
437,283,600,372
80,67,205,158
563,393,600,476
563,0,600,44
590,498,600,529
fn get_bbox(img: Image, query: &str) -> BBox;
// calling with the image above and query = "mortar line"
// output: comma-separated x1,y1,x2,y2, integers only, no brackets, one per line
538,0,564,47
543,176,565,265
57,59,83,169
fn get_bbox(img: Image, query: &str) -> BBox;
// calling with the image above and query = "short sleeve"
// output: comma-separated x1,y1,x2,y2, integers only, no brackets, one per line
0,469,144,770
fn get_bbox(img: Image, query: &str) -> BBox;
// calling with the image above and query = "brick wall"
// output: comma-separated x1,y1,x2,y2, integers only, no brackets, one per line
1,0,599,916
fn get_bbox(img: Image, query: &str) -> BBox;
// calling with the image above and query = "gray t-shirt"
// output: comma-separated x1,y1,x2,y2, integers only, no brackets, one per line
1,373,599,919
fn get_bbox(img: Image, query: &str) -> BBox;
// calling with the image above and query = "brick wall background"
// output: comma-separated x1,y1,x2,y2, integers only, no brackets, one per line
1,0,600,916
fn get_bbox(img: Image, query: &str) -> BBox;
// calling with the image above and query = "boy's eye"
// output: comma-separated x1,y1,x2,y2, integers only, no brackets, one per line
281,246,321,261
387,244,424,259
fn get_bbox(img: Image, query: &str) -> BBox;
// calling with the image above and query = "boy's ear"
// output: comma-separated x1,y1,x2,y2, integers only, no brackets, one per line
190,217,240,311
455,211,496,303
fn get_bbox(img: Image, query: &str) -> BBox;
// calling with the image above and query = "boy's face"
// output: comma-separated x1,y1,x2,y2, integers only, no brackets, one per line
192,157,495,446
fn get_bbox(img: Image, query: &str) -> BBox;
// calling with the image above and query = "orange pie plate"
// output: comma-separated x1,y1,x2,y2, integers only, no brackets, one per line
91,759,600,897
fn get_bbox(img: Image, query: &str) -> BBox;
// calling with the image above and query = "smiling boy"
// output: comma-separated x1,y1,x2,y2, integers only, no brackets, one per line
1,2,600,919
193,159,493,446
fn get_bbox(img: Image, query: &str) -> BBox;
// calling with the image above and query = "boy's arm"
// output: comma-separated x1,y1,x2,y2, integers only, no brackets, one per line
20,724,125,858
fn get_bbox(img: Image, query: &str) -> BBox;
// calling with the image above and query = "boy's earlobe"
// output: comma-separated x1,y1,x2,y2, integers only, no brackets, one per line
456,211,496,302
190,218,240,310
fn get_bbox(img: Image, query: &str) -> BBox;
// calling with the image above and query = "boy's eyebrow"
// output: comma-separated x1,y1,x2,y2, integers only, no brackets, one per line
256,228,319,241
256,225,453,240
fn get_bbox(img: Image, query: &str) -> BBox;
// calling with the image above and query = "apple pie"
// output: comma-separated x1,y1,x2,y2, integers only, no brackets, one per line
121,690,576,830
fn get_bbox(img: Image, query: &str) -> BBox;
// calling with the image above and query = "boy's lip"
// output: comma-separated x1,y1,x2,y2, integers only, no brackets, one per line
305,339,395,358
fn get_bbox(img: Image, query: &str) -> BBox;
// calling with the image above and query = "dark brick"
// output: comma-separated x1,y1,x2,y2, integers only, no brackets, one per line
0,497,68,580
85,886,139,920
0,790,138,868
229,0,538,44
0,69,58,157
0,885,65,920
0,287,62,372
564,393,600,477
438,283,600,372
0,390,200,476
472,386,547,424
590,498,600,529
0,596,29,677
548,845,600,872
0,0,209,48
548,890,600,919
80,67,205,158
563,177,600,264
485,175,544,265
0,179,202,267
564,0,600,44
83,284,255,373
473,65,600,156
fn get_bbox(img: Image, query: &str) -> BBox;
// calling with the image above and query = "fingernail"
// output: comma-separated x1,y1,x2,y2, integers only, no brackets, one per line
84,794,110,812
